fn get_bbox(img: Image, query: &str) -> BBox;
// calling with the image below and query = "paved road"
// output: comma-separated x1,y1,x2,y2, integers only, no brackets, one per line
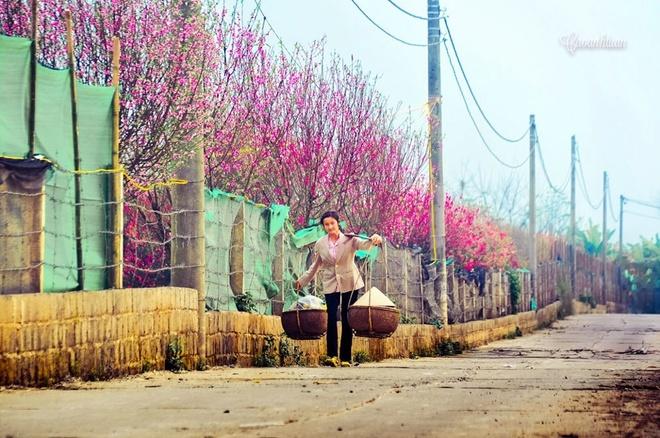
1,314,658,437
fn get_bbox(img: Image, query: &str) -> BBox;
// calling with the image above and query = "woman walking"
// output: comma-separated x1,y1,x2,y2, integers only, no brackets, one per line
295,211,382,366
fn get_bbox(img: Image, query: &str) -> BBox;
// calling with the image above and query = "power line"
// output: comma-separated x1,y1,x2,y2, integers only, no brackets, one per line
559,167,571,191
349,0,438,47
443,39,530,169
577,165,602,210
623,209,660,221
254,0,296,59
624,196,660,210
385,0,433,21
253,0,325,96
607,182,618,223
443,17,530,143
535,134,568,195
575,143,603,210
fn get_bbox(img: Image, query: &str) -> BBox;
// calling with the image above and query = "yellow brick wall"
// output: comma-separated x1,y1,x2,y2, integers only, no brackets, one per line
205,300,602,366
1,291,607,386
0,288,198,386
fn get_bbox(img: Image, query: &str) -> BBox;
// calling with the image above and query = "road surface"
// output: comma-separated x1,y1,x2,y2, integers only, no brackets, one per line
1,313,658,437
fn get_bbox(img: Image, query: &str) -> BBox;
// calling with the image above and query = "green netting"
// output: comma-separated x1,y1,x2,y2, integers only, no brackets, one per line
205,189,323,314
0,36,30,150
203,196,381,314
282,233,311,310
0,34,113,291
268,204,289,240
205,189,280,313
205,190,240,311
242,200,275,313
290,223,326,248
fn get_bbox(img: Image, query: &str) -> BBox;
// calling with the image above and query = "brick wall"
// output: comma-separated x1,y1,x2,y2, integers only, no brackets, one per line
0,288,197,386
205,300,606,366
1,288,606,387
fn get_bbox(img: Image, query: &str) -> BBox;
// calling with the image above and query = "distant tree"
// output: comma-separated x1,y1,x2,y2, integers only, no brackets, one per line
576,219,615,257
458,170,570,235
459,170,527,229
626,234,660,262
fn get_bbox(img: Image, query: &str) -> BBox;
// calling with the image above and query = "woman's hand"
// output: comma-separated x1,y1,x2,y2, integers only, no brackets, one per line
370,233,383,246
295,279,302,290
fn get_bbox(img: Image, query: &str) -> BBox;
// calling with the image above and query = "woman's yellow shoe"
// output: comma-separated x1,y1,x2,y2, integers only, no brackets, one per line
323,356,340,367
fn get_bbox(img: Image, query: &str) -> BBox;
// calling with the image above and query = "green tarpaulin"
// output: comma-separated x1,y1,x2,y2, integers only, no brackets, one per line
205,189,310,313
0,34,114,291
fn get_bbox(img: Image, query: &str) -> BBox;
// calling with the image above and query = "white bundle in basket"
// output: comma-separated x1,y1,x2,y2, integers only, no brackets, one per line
290,295,326,310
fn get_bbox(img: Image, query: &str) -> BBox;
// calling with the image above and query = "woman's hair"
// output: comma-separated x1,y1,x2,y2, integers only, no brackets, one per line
319,210,340,226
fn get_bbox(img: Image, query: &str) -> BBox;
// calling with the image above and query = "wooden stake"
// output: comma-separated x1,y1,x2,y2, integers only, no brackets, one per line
111,37,123,289
383,238,389,295
402,249,409,320
65,10,84,290
28,0,39,157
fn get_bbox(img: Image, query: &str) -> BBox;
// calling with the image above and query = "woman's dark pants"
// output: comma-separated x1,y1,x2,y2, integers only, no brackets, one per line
325,290,359,362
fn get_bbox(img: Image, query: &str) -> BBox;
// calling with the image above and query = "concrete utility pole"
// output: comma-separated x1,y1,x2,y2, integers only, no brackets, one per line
171,140,206,364
618,195,624,261
428,0,448,324
602,171,608,303
171,0,206,363
528,115,537,307
570,135,576,296
618,194,624,303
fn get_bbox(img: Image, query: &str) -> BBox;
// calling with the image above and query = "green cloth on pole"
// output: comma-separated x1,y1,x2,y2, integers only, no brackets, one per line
267,204,289,241
290,224,326,248
0,34,113,291
0,35,30,154
205,189,277,313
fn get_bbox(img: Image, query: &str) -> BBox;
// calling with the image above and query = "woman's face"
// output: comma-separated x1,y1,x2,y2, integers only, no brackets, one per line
322,217,339,235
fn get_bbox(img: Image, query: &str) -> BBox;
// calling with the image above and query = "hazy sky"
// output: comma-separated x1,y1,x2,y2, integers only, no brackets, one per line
254,0,659,243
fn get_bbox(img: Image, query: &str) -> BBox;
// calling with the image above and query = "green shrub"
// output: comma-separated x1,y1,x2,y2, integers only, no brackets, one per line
557,280,573,319
165,338,185,372
255,335,279,367
195,357,208,371
578,294,597,309
279,335,305,366
507,270,522,314
400,314,417,324
354,350,371,363
234,292,257,313
255,335,305,367
436,339,462,356
141,360,156,373
429,318,443,330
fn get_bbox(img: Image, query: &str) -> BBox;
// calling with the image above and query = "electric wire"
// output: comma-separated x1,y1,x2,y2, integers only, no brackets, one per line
349,0,439,47
575,143,603,210
535,134,568,195
254,0,296,59
606,182,618,223
443,39,530,169
443,17,530,143
624,196,660,210
385,0,434,21
623,209,660,221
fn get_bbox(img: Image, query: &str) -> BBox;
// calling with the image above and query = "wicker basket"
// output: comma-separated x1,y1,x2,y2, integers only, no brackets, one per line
281,308,328,340
348,305,400,338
